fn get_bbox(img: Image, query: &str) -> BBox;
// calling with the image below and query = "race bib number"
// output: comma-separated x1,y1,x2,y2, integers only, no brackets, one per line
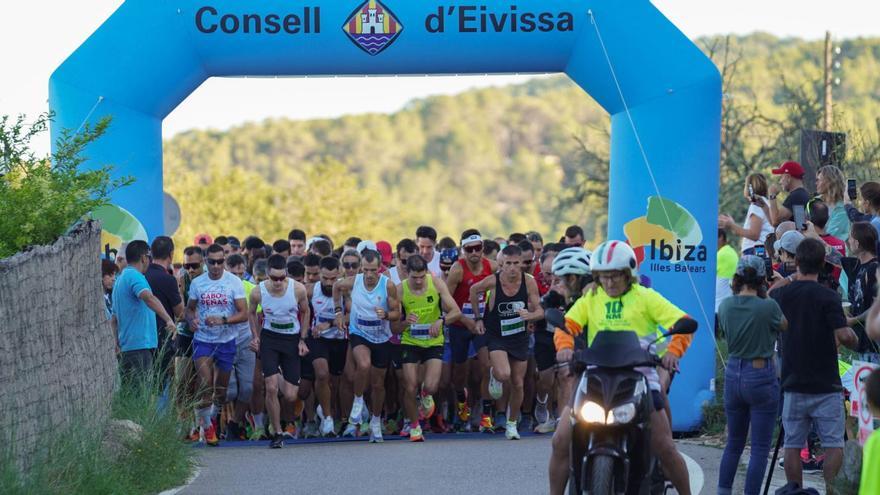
357,318,383,338
462,302,486,320
500,316,525,337
410,323,431,339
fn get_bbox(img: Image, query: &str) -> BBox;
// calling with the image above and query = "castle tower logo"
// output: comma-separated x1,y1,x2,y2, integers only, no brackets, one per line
343,0,403,55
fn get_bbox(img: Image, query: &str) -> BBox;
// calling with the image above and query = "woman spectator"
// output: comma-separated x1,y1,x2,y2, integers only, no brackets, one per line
846,222,879,362
101,258,119,320
716,255,787,495
719,173,774,256
844,180,880,237
815,165,850,241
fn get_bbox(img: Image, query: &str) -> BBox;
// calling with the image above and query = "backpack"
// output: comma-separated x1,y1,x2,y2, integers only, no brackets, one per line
774,482,820,495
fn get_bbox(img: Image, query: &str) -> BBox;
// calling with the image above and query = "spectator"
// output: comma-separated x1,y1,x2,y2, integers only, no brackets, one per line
773,230,804,278
769,238,858,491
808,201,847,283
717,256,786,495
768,161,809,226
111,240,177,383
146,236,185,376
718,173,773,255
715,229,739,313
859,369,880,494
815,165,851,241
845,222,879,361
844,181,880,241
116,242,129,271
102,259,119,320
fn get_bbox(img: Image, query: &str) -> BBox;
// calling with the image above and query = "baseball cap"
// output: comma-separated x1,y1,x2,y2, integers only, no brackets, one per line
771,161,805,179
774,230,805,255
440,248,459,265
356,240,377,255
194,233,213,245
735,255,765,277
376,241,393,265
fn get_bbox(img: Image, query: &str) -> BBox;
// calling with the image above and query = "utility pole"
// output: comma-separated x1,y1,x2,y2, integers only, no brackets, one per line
823,30,833,131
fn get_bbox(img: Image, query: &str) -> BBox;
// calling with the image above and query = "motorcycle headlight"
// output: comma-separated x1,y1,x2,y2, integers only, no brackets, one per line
578,401,606,424
607,403,636,425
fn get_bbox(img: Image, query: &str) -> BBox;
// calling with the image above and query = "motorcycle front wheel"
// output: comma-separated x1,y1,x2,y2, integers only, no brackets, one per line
585,454,615,494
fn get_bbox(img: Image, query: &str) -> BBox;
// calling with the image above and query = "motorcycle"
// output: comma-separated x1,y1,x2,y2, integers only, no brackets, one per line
544,309,696,495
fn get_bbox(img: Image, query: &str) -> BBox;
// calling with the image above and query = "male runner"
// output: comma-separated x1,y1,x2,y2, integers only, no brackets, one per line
248,254,311,448
445,229,497,431
288,229,307,257
224,254,257,440
303,253,321,285
388,239,417,285
305,256,349,437
186,244,249,446
470,244,544,440
416,225,443,275
394,255,462,442
333,249,401,443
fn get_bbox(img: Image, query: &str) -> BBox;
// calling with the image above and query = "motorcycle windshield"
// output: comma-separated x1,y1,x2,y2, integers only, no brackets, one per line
577,330,657,368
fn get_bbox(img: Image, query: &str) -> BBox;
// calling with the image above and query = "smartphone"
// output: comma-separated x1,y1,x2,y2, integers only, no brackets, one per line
748,184,756,202
764,257,775,282
848,179,858,201
754,245,767,258
793,204,806,231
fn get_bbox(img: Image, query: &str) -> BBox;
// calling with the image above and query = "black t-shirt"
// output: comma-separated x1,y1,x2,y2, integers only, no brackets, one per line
770,280,846,393
782,187,810,213
145,263,182,341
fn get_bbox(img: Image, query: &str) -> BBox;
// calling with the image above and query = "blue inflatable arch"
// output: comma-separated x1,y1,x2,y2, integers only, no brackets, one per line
50,0,721,430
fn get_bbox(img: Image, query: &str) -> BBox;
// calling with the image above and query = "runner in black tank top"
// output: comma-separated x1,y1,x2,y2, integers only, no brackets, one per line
469,244,543,440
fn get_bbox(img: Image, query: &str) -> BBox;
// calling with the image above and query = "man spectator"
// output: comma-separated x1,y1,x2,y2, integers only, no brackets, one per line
767,161,809,226
115,242,129,271
563,225,585,247
715,229,738,313
111,240,177,383
288,229,307,257
102,259,119,320
773,230,804,278
807,201,846,284
146,236,185,376
769,238,858,492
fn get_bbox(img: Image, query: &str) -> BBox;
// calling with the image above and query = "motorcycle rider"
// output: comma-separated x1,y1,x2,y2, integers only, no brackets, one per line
548,240,696,495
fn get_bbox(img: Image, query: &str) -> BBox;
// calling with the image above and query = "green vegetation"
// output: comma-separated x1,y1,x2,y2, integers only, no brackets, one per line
0,365,195,495
0,113,132,259
164,33,880,246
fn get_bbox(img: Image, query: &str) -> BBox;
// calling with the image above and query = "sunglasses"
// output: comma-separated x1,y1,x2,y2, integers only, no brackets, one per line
343,262,360,269
269,274,287,282
207,258,225,266
463,244,482,254
184,262,201,270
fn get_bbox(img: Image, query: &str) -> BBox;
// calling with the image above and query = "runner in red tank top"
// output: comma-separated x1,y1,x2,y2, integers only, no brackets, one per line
445,229,498,431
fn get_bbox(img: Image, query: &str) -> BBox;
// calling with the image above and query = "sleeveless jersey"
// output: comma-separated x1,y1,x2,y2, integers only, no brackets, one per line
349,274,392,344
452,258,492,322
260,279,300,336
485,273,529,339
401,275,443,348
312,283,344,340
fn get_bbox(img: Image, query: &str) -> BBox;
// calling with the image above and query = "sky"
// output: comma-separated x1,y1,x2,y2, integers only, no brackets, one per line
1,0,878,155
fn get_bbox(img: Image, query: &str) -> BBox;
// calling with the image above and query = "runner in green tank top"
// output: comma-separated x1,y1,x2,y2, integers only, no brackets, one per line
394,255,461,442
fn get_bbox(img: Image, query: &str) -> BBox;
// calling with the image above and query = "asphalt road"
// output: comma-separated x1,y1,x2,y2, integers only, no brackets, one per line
178,433,735,495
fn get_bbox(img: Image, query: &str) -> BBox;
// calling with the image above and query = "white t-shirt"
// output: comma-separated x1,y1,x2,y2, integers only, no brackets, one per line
388,266,402,285
740,202,773,253
715,277,733,313
189,271,245,344
426,252,442,276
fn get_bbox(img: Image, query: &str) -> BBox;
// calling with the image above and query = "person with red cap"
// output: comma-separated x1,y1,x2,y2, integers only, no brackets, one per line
768,161,810,227
194,233,213,250
376,241,393,271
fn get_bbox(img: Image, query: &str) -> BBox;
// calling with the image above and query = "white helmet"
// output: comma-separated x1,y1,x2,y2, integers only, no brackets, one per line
590,240,638,275
552,247,592,276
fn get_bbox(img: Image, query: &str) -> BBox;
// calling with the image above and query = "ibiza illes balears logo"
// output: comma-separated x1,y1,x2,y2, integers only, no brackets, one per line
343,0,403,56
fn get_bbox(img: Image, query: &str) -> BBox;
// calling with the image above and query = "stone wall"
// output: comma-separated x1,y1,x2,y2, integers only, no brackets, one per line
0,221,115,469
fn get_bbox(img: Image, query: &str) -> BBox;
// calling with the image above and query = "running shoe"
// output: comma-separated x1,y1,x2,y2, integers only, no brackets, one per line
369,417,384,443
430,413,448,434
456,401,471,423
384,418,400,436
342,422,358,438
283,422,297,439
505,420,520,440
204,423,220,446
535,395,550,424
269,433,284,449
247,425,264,441
494,412,507,432
303,421,320,439
518,415,534,433
321,416,336,437
409,424,425,442
400,423,411,438
420,394,436,420
225,421,244,441
349,397,365,425
187,426,200,442
535,418,557,434
488,367,503,399
479,413,494,433
803,458,823,474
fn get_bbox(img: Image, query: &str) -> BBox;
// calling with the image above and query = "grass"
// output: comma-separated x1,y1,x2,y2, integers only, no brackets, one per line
0,358,196,495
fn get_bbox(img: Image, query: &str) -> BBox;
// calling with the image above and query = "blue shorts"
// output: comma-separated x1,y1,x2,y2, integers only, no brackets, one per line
443,339,477,364
782,391,845,449
448,324,487,364
192,339,236,373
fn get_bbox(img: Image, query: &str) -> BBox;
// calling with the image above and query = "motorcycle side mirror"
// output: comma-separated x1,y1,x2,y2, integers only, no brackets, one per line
648,319,698,346
544,308,566,331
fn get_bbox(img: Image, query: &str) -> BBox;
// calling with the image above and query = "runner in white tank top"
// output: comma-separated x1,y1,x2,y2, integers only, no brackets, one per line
332,249,401,443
